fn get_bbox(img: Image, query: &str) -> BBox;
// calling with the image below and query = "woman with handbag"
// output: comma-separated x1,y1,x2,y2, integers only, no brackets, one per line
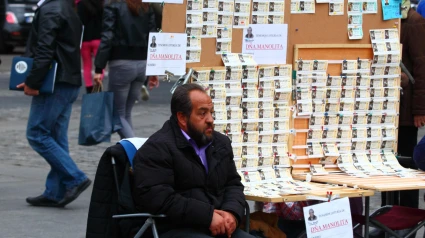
77,0,104,93
93,0,159,139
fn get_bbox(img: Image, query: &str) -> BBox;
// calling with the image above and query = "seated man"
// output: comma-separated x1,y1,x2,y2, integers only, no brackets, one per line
133,84,254,238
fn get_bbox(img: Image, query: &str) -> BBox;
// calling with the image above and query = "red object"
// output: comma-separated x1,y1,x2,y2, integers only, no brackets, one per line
6,12,18,24
81,40,103,87
353,206,425,230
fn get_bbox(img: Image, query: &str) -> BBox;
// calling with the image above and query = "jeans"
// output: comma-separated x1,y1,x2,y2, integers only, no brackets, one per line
108,60,147,139
81,39,103,87
26,83,88,202
160,228,255,238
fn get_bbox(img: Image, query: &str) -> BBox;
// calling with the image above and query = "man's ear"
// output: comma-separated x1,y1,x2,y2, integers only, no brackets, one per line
176,112,188,128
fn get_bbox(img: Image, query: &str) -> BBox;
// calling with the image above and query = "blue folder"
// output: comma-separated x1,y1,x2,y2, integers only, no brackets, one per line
9,56,57,94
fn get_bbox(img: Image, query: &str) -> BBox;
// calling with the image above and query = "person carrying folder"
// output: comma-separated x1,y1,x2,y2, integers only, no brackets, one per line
17,0,91,207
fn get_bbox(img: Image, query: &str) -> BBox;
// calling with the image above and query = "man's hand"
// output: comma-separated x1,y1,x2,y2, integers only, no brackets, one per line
93,74,103,86
148,76,159,90
17,83,39,96
215,210,237,238
414,115,425,128
209,210,226,236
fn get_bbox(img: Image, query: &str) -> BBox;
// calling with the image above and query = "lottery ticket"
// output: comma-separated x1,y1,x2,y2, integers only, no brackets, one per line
218,0,235,13
291,0,316,13
187,0,204,11
201,24,217,38
348,26,363,40
329,0,344,15
186,50,201,63
186,26,203,37
216,40,232,54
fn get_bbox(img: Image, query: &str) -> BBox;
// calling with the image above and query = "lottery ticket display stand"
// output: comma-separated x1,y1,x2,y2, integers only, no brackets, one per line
154,0,425,237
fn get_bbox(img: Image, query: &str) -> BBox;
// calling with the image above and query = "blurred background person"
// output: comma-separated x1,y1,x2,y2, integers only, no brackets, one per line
94,0,159,139
77,0,104,93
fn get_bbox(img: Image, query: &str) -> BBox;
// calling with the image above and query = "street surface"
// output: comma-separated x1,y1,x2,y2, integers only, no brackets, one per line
0,53,424,237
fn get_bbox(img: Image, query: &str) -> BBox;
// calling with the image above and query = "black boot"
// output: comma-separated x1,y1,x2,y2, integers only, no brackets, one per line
86,86,94,94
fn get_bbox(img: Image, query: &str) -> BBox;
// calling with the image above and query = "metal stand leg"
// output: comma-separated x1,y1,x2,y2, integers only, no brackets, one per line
134,218,154,238
384,192,393,238
151,218,160,238
365,196,370,238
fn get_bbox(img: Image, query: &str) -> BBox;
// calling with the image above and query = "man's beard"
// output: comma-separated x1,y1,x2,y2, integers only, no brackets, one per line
187,120,213,147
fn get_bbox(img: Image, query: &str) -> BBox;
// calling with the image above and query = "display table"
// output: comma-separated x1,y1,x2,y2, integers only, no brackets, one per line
244,181,375,237
292,173,425,192
291,172,425,237
245,182,374,202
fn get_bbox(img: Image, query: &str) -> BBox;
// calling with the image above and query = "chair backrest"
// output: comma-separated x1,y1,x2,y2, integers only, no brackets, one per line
112,140,150,237
117,138,148,168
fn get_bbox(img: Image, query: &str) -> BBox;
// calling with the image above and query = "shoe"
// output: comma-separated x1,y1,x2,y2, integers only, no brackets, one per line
26,195,63,207
58,178,92,207
141,85,149,101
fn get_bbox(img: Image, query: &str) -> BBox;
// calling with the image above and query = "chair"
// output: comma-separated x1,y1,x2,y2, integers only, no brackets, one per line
110,139,251,238
352,205,425,238
110,139,165,238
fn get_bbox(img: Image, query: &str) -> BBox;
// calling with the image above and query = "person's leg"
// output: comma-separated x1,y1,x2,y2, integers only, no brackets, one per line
81,41,93,93
108,60,137,139
349,197,363,235
124,60,146,130
277,218,306,238
225,229,256,238
160,228,213,238
381,126,418,207
398,126,419,208
126,80,143,131
46,85,83,201
26,84,88,202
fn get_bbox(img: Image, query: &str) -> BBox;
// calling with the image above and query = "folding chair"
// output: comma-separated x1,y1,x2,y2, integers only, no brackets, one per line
111,139,251,238
352,205,425,238
110,139,165,238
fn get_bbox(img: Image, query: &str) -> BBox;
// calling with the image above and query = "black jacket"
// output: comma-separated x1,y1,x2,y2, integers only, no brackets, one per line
94,3,156,73
133,117,246,234
77,1,102,42
399,9,425,126
25,0,82,89
86,144,145,238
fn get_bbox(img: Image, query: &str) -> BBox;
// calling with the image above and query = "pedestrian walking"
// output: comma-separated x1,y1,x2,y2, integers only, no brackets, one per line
94,0,159,139
77,0,104,93
18,0,91,207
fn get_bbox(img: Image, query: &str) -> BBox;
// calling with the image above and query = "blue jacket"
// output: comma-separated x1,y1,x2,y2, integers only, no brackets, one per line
418,0,425,18
414,135,425,170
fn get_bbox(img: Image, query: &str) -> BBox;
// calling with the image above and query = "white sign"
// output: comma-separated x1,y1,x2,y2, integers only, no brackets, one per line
146,33,187,76
242,24,288,64
142,0,183,3
303,197,353,238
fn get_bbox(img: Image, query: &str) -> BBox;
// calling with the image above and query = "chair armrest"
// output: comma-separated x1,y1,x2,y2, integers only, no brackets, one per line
245,201,250,232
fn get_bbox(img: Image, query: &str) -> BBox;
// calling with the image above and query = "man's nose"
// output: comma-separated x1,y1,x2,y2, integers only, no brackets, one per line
206,112,214,123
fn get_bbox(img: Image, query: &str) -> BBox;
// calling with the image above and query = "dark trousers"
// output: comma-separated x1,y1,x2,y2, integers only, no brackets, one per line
160,228,255,238
381,126,419,208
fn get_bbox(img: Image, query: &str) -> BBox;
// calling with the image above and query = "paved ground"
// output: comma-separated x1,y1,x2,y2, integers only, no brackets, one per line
0,53,424,237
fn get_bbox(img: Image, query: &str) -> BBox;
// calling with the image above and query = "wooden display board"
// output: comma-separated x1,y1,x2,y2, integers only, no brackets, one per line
161,0,399,67
286,0,399,64
291,44,399,169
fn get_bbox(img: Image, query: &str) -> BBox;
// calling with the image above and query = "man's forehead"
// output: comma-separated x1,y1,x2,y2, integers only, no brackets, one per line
190,91,213,109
